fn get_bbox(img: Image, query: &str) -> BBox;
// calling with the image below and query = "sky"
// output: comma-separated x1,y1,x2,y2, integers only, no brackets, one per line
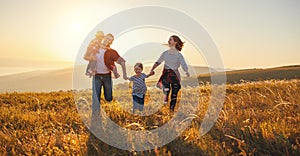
0,0,299,75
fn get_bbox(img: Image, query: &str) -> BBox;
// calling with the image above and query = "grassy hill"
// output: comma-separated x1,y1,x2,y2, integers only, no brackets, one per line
196,65,300,84
0,79,299,155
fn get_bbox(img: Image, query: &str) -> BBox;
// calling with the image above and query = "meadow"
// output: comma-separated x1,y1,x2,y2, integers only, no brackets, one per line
0,79,300,155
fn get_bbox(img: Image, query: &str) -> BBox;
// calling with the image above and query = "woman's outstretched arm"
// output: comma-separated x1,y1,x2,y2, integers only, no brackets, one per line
150,62,159,72
151,51,165,72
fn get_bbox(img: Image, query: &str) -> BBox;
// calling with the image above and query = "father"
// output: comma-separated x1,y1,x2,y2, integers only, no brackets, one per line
85,33,127,120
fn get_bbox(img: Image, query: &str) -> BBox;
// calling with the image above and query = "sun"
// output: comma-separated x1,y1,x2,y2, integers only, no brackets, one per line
49,19,90,62
71,22,83,32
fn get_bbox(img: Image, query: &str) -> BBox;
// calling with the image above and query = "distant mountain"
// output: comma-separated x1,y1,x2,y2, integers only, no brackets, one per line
0,68,73,92
0,65,299,92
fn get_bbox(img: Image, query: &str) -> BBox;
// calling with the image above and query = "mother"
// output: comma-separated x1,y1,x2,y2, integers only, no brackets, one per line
150,35,190,111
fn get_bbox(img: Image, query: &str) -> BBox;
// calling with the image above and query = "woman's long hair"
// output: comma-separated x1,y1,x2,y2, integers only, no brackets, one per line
171,35,184,51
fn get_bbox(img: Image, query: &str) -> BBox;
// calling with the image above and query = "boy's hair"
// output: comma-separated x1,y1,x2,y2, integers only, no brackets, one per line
134,63,143,70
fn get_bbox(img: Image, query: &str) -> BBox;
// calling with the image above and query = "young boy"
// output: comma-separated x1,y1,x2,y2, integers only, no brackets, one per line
125,63,154,113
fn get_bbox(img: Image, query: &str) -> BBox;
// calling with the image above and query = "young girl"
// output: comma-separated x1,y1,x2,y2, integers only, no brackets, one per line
84,31,104,77
150,35,190,111
126,63,154,113
84,32,120,78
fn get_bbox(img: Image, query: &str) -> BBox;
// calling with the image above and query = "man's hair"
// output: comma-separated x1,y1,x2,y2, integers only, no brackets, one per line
105,33,114,40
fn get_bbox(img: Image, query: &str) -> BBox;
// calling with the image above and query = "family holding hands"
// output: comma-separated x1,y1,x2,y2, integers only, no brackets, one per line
83,31,190,116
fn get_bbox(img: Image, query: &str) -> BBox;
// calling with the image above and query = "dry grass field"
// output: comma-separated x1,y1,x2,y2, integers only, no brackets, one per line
1,79,300,155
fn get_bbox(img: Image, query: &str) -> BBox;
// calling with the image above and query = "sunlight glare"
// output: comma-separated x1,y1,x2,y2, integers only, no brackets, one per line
71,22,83,32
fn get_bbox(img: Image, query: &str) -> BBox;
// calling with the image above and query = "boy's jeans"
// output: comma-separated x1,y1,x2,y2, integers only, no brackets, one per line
132,95,145,113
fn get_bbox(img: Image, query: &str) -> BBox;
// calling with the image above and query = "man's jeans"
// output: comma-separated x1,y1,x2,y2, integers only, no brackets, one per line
92,74,112,115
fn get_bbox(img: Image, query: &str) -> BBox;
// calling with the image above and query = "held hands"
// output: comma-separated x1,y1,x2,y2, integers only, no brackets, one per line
146,71,155,78
123,73,128,80
149,70,155,76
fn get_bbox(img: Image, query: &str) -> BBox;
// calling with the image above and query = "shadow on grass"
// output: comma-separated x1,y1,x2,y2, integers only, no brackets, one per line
86,132,205,156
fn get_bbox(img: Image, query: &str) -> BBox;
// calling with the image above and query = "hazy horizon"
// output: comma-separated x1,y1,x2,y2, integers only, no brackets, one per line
0,59,299,77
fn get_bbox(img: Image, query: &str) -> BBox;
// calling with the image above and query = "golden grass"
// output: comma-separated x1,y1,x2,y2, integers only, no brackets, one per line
0,79,300,155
